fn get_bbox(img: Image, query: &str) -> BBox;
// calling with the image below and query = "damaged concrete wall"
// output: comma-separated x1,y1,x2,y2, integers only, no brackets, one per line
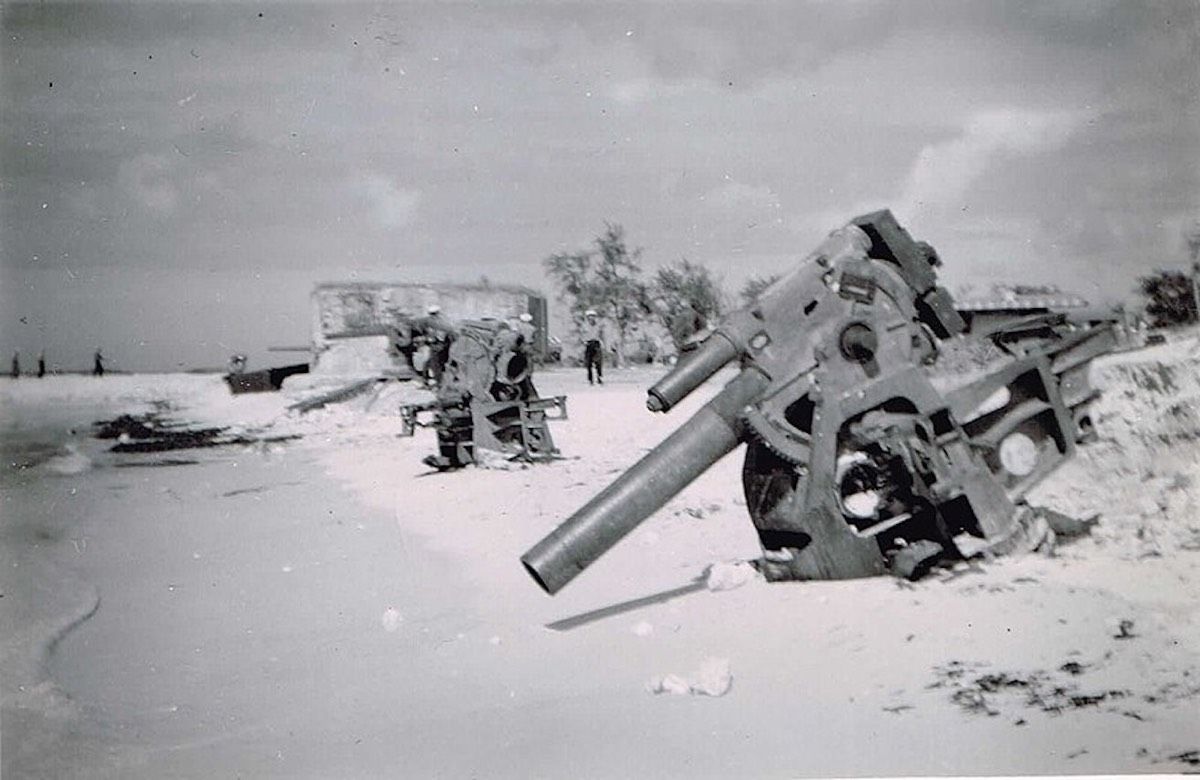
310,282,548,375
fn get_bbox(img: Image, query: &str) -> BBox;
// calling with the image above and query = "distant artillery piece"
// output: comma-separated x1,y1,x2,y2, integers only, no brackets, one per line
400,319,567,470
224,360,310,394
521,210,1116,595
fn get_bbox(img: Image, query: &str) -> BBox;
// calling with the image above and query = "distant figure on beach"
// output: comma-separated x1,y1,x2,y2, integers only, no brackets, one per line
93,349,105,377
10,351,19,378
580,309,606,385
37,351,46,378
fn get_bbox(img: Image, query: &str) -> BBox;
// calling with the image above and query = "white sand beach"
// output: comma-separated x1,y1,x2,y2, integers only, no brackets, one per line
3,338,1199,778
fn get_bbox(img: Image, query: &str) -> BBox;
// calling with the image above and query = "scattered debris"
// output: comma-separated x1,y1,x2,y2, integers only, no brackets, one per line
116,431,300,453
94,413,301,453
647,657,732,698
112,458,200,468
94,414,158,440
1163,750,1200,766
1108,618,1138,640
889,540,946,581
222,486,271,498
704,561,758,592
288,377,381,413
472,448,524,471
1145,747,1200,768
631,621,654,637
1141,678,1200,704
647,674,691,696
932,661,1133,718
380,607,402,633
110,426,226,452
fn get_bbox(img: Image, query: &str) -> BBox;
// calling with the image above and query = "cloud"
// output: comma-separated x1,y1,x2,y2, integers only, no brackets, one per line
781,106,1090,247
608,76,724,106
785,202,889,242
898,107,1088,217
622,2,900,88
355,174,420,229
703,180,782,214
117,153,179,215
610,79,658,105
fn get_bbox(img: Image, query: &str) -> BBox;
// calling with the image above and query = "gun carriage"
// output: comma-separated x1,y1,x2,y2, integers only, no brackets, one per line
522,211,1114,594
401,319,567,470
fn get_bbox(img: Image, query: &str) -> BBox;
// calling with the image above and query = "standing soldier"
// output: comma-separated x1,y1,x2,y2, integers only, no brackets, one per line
419,304,457,387
515,312,537,355
387,312,421,376
580,309,605,385
37,351,46,378
510,313,539,398
93,348,105,377
10,351,19,379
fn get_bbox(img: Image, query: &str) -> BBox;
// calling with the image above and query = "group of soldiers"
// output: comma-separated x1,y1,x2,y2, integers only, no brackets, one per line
10,351,45,378
388,303,538,387
9,349,105,378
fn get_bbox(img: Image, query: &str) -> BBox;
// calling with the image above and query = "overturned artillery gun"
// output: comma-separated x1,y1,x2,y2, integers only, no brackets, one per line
400,319,567,470
522,210,1115,594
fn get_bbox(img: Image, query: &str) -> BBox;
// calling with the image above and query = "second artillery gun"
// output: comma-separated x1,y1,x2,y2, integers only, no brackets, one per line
400,318,567,470
522,210,1115,594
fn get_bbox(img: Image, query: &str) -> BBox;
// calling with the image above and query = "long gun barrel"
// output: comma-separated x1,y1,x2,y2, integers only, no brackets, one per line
521,368,769,594
646,332,741,412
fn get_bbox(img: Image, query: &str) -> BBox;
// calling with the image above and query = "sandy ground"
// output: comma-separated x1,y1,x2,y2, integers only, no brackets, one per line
2,337,1199,778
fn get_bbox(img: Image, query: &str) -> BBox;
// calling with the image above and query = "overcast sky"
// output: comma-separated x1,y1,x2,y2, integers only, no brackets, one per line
2,1,1198,372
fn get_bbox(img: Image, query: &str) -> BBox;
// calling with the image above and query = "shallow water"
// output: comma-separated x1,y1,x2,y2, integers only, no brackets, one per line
0,376,219,776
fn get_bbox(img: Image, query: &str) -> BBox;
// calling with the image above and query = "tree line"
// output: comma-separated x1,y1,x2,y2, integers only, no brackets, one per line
543,223,782,364
1139,222,1200,327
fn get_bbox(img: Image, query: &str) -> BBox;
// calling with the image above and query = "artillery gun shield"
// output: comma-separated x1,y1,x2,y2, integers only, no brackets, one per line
405,318,567,470
441,327,498,397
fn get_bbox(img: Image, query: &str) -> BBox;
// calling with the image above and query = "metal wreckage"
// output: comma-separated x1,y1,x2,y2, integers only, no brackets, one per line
400,318,567,470
522,210,1116,594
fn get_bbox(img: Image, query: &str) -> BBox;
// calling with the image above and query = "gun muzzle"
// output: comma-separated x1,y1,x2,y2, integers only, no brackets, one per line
521,368,769,594
646,332,741,412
